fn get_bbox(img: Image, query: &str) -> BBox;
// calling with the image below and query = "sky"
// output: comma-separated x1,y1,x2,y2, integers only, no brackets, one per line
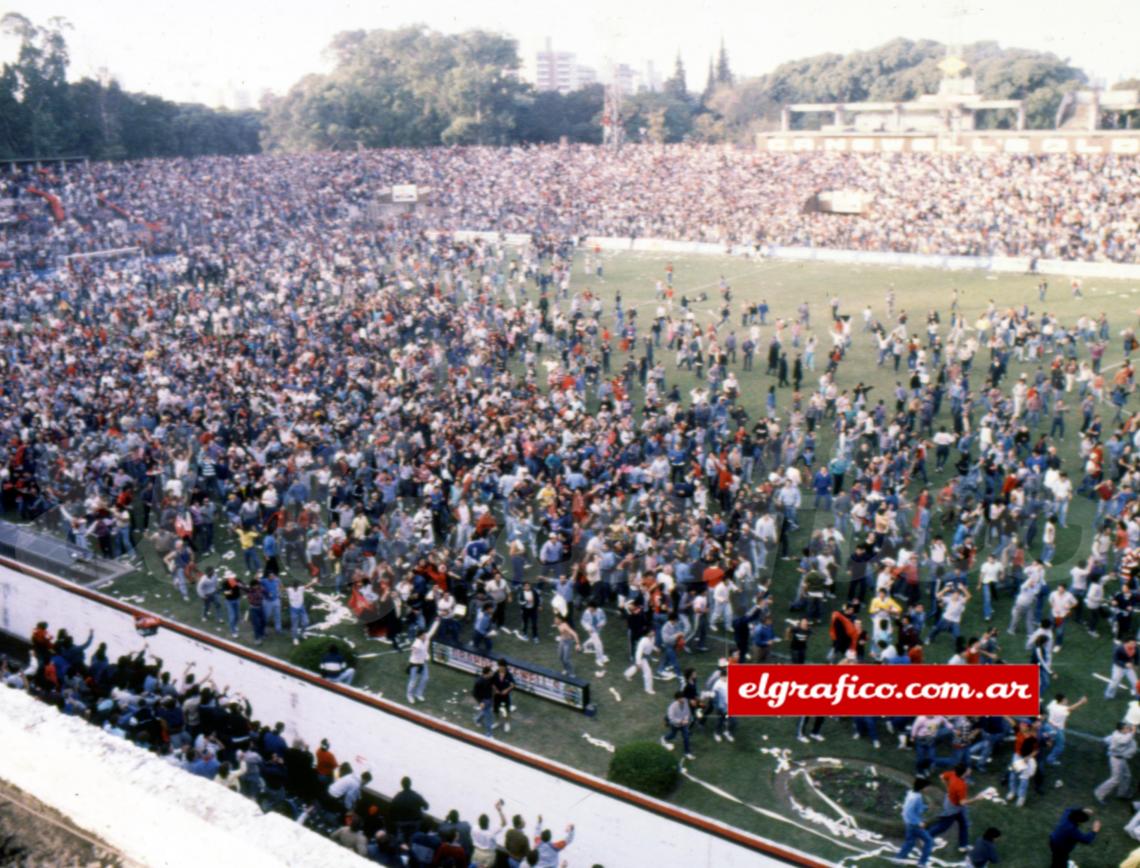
1,0,1138,107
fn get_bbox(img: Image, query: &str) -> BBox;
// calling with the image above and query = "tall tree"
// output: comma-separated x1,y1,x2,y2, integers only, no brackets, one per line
702,58,716,105
664,52,688,101
716,38,733,85
1,13,72,156
0,12,260,160
261,26,527,149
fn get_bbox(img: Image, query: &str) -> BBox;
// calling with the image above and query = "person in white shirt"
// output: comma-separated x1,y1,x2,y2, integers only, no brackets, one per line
580,602,608,667
471,801,508,867
1085,578,1107,637
328,768,372,812
752,513,777,568
286,578,318,645
406,619,440,704
1008,562,1046,636
977,555,1003,622
1050,471,1073,528
710,579,738,630
1049,585,1077,651
927,585,971,644
624,634,657,695
1044,694,1087,766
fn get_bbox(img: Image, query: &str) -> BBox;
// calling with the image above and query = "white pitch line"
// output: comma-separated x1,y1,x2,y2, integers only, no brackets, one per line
679,766,870,854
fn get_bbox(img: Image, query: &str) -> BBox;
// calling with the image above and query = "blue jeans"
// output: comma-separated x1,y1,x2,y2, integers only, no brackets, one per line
1046,728,1066,765
927,617,960,643
915,739,937,772
657,645,682,679
1006,771,1030,800
407,663,429,700
225,600,241,635
474,698,494,736
664,723,692,753
263,598,282,633
202,592,222,622
250,606,266,642
982,584,994,620
896,823,933,865
927,807,969,849
289,606,309,641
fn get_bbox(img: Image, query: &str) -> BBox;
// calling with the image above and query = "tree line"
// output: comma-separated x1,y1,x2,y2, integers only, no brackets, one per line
0,14,1114,158
262,31,1094,148
0,13,260,161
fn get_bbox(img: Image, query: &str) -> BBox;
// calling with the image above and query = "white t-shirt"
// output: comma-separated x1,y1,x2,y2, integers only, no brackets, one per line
1046,700,1071,730
980,561,1002,586
942,595,967,623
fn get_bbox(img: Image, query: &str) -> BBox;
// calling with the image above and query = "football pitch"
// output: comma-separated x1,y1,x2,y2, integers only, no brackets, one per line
106,249,1140,866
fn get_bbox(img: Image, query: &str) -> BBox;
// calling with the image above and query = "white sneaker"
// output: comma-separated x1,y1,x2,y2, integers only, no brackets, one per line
660,737,675,751
797,735,810,744
724,733,735,743
713,733,723,743
684,753,696,760
810,734,825,742
504,722,511,733
1016,796,1025,807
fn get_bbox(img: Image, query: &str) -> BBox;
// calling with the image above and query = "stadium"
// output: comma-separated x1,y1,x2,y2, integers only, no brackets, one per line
3,4,1140,867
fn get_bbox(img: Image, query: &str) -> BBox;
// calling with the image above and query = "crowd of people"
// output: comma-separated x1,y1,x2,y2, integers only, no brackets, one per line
4,145,1140,865
4,622,578,867
3,146,1140,268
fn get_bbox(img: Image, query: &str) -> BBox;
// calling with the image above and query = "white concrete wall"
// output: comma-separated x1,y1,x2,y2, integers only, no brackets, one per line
0,685,369,868
0,563,823,868
448,230,1140,281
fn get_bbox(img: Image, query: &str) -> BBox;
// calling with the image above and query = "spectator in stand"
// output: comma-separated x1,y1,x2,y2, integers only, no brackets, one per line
533,816,575,868
471,801,508,867
390,776,431,843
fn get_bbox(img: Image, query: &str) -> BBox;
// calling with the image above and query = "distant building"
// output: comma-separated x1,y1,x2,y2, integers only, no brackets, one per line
779,51,1025,133
642,60,661,93
535,38,594,93
611,63,639,96
575,66,597,89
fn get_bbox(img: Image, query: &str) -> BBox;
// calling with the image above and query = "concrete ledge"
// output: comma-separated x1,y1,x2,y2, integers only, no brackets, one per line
0,686,368,868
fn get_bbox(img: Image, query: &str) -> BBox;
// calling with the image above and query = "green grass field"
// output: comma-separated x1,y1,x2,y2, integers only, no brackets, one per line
105,250,1140,867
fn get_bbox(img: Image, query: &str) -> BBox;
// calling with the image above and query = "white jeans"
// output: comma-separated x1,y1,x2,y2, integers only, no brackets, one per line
583,630,606,665
624,659,654,693
1105,664,1139,698
1125,807,1140,842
